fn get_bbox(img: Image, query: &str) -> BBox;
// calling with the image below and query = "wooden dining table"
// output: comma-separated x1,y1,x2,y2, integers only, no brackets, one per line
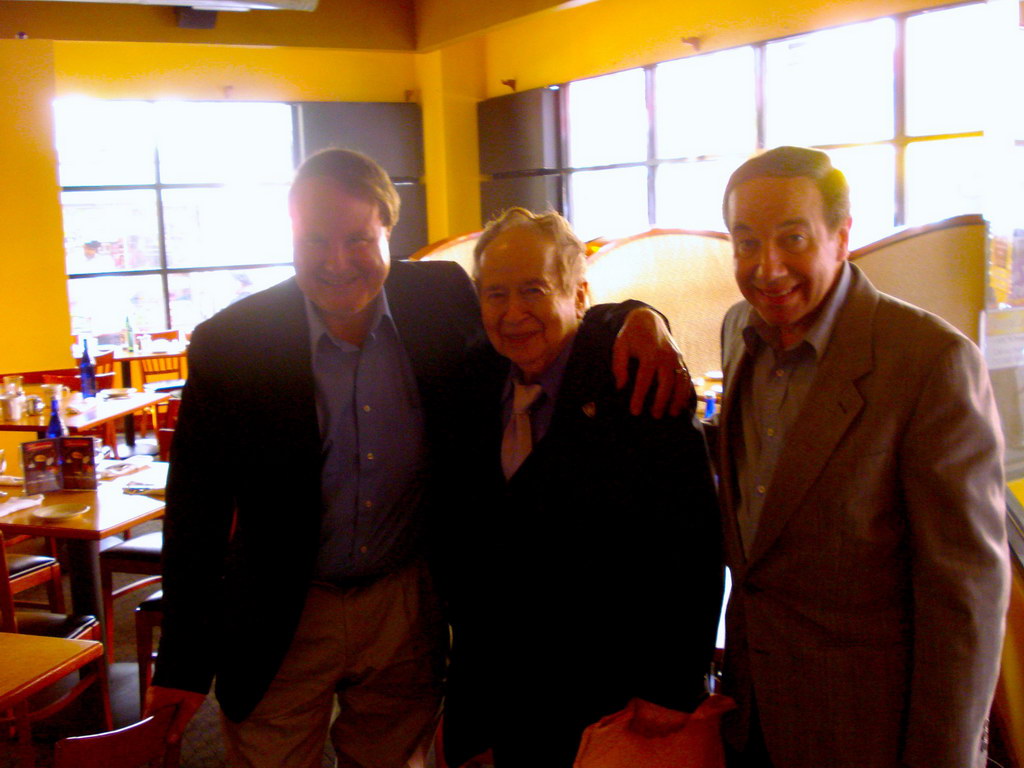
0,631,107,767
0,389,171,449
0,468,166,624
0,631,105,710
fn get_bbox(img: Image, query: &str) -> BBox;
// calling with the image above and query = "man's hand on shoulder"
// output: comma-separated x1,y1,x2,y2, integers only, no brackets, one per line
144,685,207,745
612,307,693,418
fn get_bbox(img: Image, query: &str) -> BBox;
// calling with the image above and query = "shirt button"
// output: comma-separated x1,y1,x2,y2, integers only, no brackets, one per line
364,500,372,509
363,405,371,413
766,428,775,437
366,452,374,461
359,545,368,554
757,485,766,494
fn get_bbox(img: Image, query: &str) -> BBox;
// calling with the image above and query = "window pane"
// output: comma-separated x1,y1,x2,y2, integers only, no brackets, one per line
53,100,156,187
68,274,166,336
904,137,987,226
656,47,757,159
1016,29,1024,138
570,167,649,241
162,186,293,269
568,69,648,168
825,144,896,248
62,190,161,274
765,18,895,146
906,3,988,136
155,102,295,185
168,266,294,331
654,159,735,231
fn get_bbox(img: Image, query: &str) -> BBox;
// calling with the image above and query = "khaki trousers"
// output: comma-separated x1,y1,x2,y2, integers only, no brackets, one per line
221,562,446,768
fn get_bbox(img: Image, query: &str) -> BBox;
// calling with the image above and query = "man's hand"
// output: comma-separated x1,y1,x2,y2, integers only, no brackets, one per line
612,307,693,418
144,685,207,745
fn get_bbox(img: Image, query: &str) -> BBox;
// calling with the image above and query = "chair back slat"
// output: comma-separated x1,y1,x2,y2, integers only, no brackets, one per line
53,706,180,768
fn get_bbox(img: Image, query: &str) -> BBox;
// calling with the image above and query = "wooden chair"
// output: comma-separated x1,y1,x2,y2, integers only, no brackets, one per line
53,705,181,768
99,532,163,664
89,350,116,376
134,591,162,706
154,396,181,462
137,358,185,436
138,355,185,390
136,329,181,347
6,546,65,613
0,532,111,757
42,371,116,392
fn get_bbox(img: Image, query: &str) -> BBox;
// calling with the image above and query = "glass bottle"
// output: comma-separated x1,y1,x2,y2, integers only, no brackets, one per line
125,316,135,354
79,338,97,399
46,396,66,438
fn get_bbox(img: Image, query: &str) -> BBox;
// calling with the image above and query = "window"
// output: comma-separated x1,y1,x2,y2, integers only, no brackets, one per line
54,99,295,336
557,1,1006,249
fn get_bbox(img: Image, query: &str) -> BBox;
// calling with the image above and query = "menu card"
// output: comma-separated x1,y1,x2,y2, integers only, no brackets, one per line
61,437,99,490
21,437,99,494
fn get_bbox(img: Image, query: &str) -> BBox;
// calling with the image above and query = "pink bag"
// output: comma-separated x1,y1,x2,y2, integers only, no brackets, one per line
574,695,736,768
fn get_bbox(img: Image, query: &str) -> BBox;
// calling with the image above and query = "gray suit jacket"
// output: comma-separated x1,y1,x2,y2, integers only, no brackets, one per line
718,264,1009,768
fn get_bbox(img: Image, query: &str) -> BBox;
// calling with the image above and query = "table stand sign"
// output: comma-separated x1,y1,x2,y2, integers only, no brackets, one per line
21,437,99,494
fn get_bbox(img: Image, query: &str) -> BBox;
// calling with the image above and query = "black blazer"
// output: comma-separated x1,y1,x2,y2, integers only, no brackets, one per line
152,260,488,722
442,314,724,766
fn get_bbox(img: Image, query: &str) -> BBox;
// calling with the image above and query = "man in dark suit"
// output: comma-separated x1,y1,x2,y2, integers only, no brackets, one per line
441,208,723,768
717,146,1010,768
146,150,692,767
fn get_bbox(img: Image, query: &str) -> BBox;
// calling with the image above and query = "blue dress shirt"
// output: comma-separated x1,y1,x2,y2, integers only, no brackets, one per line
306,292,427,583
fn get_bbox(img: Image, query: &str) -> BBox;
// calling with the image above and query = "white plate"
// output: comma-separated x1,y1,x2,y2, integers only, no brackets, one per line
32,503,91,521
102,387,137,399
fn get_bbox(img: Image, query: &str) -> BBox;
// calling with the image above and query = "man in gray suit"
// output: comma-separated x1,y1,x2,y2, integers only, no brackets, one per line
717,146,1010,768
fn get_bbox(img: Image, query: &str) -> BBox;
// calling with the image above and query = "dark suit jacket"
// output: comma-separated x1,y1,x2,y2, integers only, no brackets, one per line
443,316,724,767
718,264,1009,768
151,260,489,722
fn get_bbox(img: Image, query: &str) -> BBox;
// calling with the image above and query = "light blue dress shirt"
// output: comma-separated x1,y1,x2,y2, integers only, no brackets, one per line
305,293,427,583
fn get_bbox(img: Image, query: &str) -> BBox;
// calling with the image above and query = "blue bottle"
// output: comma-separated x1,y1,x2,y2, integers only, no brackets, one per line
79,338,97,399
46,396,66,438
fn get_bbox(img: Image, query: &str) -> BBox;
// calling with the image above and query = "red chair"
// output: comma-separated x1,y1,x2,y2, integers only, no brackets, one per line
53,705,180,768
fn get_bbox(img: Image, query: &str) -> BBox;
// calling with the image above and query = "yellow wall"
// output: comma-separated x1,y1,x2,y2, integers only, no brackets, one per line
0,41,69,374
415,0,572,51
0,0,417,50
0,40,68,462
417,36,486,239
53,40,418,101
478,0,954,97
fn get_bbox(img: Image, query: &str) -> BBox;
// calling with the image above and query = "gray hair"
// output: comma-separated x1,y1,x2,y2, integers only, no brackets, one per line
473,207,587,293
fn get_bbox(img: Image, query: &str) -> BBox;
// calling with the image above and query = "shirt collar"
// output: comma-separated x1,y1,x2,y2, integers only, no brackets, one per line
742,260,851,360
306,290,392,353
502,334,576,407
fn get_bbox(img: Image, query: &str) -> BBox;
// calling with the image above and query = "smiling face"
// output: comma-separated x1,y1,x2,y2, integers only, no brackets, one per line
727,175,850,348
477,226,587,382
290,176,391,343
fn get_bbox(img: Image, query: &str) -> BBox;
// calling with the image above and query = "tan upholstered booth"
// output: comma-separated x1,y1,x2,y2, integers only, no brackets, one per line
409,231,482,276
849,213,987,343
586,229,742,382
